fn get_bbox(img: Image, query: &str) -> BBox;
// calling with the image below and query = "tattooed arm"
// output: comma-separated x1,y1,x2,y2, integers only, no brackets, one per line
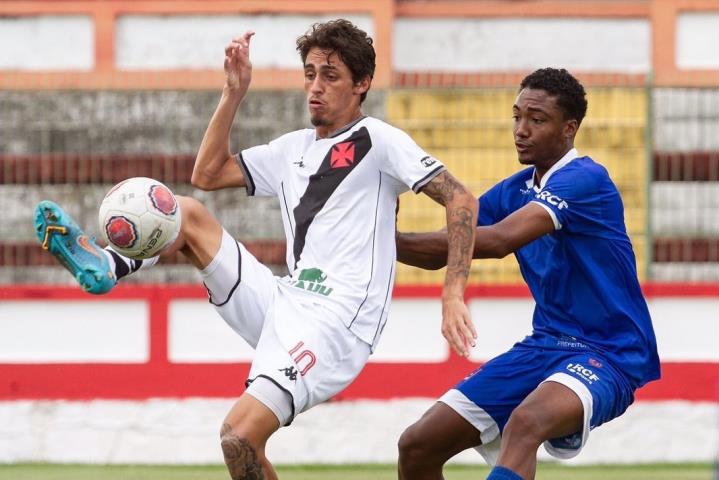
419,171,478,357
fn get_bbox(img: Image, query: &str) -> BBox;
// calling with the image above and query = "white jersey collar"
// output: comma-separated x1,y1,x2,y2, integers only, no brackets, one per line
533,147,578,190
316,115,367,140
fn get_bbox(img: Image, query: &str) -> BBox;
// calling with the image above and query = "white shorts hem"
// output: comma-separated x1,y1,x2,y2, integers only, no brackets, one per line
245,375,295,427
541,372,593,460
439,389,501,466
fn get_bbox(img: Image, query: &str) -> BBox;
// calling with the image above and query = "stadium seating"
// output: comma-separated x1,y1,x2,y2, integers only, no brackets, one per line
388,88,649,284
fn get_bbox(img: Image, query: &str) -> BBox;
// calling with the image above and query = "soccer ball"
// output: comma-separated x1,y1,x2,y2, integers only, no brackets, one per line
98,177,181,260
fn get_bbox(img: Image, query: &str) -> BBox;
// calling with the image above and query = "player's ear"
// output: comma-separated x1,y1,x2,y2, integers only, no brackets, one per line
353,75,371,96
563,118,579,139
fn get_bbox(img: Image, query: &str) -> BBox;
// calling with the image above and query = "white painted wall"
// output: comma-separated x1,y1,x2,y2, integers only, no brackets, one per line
393,18,650,73
1,297,718,464
468,299,536,361
165,295,719,363
0,398,715,464
370,299,445,362
0,301,147,363
115,14,374,70
676,13,719,69
0,14,655,74
0,16,94,70
2,297,718,363
168,299,254,362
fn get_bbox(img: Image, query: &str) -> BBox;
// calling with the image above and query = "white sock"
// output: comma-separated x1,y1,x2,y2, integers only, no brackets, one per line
102,248,160,281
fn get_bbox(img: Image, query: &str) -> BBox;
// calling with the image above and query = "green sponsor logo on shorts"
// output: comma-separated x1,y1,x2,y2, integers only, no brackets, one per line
291,268,333,297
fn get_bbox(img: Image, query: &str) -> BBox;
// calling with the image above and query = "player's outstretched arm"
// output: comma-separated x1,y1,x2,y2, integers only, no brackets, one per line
475,202,556,257
397,202,557,268
396,230,449,270
421,171,477,357
192,31,255,191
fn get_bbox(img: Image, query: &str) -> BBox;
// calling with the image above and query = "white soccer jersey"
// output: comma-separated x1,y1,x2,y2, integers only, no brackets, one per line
239,116,445,349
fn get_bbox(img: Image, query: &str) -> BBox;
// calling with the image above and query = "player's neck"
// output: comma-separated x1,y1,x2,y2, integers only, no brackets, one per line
315,111,365,139
533,144,575,186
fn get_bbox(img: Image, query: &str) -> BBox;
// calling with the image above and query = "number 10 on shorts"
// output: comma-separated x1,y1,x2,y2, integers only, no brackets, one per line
288,341,316,376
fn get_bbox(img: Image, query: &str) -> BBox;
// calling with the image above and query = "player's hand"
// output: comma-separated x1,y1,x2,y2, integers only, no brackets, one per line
441,296,476,357
224,31,255,92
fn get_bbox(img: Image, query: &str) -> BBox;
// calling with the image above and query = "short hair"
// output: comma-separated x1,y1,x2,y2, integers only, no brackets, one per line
520,68,588,125
296,19,376,103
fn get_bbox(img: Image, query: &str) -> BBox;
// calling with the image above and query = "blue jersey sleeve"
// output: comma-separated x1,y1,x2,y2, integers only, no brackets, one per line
532,159,613,234
477,181,504,226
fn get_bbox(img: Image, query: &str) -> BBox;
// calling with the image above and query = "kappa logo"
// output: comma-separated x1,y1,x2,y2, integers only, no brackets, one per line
330,141,356,168
105,216,138,249
149,184,177,216
279,366,298,382
290,268,333,296
536,190,569,210
567,362,600,384
420,156,437,168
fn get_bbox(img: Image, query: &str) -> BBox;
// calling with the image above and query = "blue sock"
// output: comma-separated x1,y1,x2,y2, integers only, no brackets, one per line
486,465,524,480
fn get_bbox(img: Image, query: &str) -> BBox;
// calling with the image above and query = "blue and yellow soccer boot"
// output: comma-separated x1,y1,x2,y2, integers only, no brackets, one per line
34,200,116,294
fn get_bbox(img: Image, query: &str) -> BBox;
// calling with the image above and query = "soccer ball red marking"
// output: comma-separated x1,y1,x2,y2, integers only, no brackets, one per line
149,184,178,216
105,215,138,249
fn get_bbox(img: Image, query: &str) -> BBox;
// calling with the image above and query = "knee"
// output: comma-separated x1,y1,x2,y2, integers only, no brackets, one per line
176,196,220,247
503,406,544,448
177,196,207,229
398,423,433,468
219,423,264,480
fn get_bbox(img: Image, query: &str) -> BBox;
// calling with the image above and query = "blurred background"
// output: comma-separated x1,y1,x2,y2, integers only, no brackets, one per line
0,0,717,468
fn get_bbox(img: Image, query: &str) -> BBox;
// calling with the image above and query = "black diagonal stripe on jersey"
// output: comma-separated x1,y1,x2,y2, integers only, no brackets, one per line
292,126,372,269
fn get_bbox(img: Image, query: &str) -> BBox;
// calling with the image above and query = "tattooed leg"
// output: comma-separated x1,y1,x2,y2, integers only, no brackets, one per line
220,423,265,480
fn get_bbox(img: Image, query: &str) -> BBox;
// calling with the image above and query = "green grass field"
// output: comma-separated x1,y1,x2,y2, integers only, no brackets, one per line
0,463,713,480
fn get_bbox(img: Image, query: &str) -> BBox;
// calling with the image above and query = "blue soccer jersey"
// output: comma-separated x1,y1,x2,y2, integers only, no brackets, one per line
478,149,660,388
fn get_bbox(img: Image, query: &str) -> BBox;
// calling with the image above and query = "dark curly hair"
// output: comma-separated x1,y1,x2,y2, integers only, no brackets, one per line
520,68,588,125
296,19,375,104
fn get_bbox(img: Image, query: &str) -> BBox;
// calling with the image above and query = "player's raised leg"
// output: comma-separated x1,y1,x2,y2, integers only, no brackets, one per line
34,194,224,293
34,200,117,294
167,195,223,270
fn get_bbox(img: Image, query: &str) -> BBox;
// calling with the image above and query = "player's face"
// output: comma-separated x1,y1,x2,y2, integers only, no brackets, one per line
512,88,578,174
304,47,369,137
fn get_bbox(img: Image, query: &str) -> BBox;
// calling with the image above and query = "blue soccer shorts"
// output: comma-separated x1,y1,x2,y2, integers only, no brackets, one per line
439,337,635,465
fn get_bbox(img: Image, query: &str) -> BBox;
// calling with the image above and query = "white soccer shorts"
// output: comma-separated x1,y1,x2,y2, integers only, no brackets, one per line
201,229,370,425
